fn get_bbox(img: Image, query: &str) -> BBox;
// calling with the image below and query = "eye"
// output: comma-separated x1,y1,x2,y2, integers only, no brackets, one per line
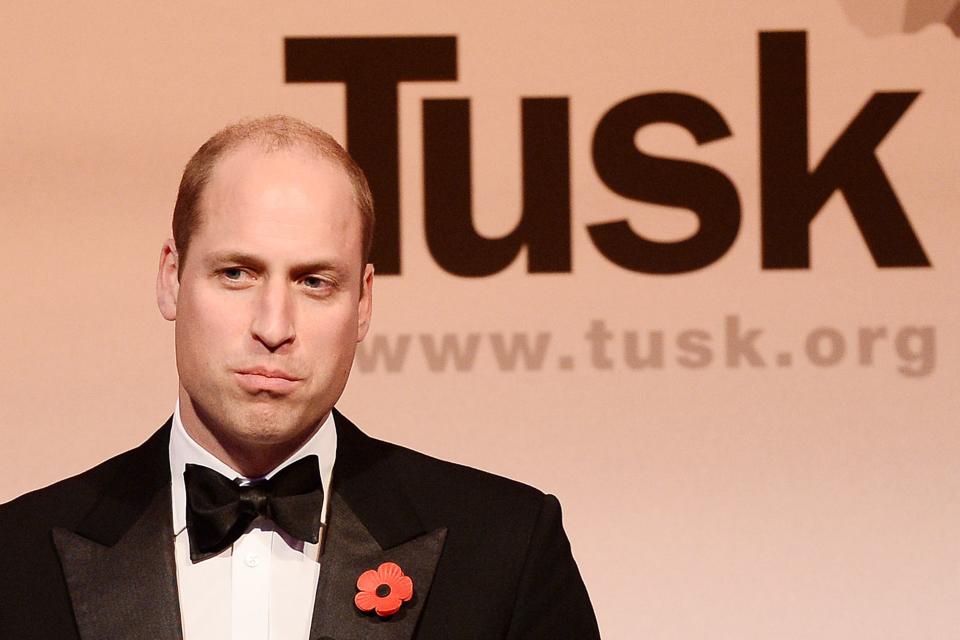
301,275,331,290
218,267,254,285
223,268,245,280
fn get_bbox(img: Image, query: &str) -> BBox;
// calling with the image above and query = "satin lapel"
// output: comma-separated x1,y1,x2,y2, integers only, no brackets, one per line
52,421,182,640
53,486,182,640
309,492,446,640
309,411,447,640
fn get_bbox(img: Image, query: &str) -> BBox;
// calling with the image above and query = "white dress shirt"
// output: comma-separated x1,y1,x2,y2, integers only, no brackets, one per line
168,402,337,640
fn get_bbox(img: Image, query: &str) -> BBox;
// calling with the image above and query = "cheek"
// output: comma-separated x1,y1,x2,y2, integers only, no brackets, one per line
177,287,247,355
301,306,360,356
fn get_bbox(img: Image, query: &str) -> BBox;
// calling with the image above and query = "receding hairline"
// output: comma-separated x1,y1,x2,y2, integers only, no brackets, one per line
172,115,375,275
200,138,361,207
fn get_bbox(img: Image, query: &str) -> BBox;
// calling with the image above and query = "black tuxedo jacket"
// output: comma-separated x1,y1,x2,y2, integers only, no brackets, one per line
0,411,600,639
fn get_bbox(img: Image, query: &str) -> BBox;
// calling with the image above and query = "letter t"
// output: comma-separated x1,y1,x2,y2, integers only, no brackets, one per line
285,37,458,274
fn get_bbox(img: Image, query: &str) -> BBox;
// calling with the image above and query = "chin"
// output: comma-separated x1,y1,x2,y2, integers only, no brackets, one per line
232,403,314,446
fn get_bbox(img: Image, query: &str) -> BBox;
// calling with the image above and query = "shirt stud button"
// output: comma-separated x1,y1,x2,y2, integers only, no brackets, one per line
245,553,260,568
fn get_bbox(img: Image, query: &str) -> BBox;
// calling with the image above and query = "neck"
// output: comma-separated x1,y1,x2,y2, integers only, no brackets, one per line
177,392,323,478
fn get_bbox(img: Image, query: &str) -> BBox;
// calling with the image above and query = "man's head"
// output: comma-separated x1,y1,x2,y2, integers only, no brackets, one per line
156,116,374,475
172,116,374,277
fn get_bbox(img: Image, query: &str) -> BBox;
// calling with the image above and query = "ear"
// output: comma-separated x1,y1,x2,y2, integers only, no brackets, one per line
356,263,374,342
156,239,180,321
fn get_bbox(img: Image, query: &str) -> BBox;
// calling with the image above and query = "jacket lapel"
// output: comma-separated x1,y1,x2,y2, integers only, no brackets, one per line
53,422,183,640
50,413,444,640
309,411,447,640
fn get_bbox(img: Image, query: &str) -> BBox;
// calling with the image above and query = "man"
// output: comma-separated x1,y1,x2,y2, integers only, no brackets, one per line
0,116,599,639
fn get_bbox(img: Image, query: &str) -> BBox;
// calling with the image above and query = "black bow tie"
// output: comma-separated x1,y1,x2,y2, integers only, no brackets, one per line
184,455,324,562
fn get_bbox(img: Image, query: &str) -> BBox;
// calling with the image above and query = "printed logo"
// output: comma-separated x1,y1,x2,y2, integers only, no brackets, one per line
285,32,932,276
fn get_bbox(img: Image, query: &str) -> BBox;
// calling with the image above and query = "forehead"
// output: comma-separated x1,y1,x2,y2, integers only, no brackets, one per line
193,143,362,263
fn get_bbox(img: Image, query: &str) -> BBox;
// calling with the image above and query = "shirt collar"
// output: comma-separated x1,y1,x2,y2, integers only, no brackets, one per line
168,400,337,536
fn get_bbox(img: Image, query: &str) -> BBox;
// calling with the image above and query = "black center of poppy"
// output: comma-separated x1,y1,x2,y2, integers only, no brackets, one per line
376,584,391,598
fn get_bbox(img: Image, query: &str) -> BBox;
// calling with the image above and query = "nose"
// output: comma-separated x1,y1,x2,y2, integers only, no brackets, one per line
250,279,296,351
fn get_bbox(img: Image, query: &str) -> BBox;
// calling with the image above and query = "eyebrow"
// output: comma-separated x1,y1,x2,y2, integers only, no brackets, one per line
206,251,346,278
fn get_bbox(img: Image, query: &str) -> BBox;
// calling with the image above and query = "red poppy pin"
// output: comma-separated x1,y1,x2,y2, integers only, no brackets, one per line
354,561,414,618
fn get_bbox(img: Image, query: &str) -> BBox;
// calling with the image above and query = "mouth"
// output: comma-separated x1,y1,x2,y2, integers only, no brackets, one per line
234,368,303,395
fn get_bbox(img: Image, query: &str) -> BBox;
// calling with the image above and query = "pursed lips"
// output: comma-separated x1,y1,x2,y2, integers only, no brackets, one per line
234,367,304,394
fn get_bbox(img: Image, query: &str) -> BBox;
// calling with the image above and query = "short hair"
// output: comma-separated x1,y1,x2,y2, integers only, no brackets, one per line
172,115,374,276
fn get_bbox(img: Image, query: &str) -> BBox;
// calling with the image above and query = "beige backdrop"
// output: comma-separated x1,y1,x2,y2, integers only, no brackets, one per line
2,1,958,638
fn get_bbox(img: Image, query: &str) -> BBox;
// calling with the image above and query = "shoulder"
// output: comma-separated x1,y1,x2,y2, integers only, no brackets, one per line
334,410,556,544
388,441,549,516
0,448,128,536
335,410,548,511
387,442,564,559
0,422,171,538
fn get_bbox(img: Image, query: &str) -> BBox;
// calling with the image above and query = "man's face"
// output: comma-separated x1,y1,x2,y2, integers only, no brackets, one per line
157,143,372,461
